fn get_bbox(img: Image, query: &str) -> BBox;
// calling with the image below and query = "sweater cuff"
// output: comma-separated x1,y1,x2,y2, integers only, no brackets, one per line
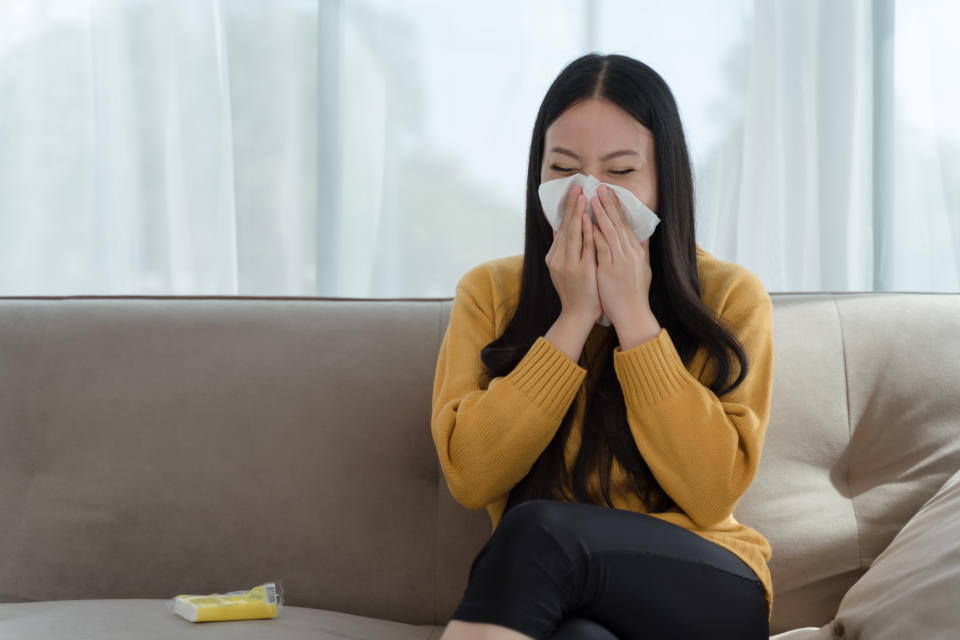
613,327,692,406
505,336,587,421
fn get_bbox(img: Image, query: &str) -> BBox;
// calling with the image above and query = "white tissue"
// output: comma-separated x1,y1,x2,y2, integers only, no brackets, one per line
538,173,661,326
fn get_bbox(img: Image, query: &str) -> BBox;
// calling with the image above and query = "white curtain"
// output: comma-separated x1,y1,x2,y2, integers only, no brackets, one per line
696,0,877,291
887,0,959,290
0,0,956,297
697,0,959,292
0,0,316,295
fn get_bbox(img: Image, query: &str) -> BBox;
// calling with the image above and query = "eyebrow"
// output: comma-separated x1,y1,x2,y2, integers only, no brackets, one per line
549,146,639,161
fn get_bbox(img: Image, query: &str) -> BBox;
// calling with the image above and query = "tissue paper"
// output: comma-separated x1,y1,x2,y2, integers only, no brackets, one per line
538,173,660,326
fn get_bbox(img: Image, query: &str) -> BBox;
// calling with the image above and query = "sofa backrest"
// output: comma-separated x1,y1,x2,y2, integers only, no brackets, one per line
736,293,960,632
0,293,957,635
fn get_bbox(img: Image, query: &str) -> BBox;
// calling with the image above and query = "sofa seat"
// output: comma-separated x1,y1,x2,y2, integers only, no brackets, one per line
0,599,445,639
0,599,833,639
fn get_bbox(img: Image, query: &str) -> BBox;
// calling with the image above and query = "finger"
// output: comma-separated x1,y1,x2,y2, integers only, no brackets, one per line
567,194,585,255
598,185,628,230
618,219,641,254
594,223,612,265
602,189,640,255
581,212,595,262
592,196,623,256
559,184,582,237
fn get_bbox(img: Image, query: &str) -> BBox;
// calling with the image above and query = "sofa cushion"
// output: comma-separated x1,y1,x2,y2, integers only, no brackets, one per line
0,600,445,639
830,466,960,639
766,466,960,640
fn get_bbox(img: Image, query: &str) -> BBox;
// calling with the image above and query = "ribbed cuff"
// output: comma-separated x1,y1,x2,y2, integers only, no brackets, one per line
612,327,691,406
505,336,587,422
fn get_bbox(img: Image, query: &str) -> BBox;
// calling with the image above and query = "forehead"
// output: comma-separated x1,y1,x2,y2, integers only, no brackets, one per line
545,98,653,152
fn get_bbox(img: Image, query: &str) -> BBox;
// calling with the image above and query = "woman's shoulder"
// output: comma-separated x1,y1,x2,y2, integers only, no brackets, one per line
455,255,523,330
456,254,524,300
695,243,771,321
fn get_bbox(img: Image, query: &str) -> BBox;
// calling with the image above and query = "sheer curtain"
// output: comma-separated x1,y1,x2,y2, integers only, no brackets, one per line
696,0,877,291
697,0,959,292
0,0,317,295
0,0,956,297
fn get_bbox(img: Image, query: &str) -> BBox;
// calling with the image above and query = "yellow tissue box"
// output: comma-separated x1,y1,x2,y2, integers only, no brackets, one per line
170,581,282,622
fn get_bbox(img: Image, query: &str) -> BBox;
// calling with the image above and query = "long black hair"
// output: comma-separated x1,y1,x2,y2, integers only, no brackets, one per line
483,53,751,516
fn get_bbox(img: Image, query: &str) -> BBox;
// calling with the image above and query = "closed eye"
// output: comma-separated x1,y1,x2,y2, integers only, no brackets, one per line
551,164,633,175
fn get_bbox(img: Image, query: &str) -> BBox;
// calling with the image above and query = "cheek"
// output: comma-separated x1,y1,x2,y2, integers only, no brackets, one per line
626,182,657,211
638,180,657,212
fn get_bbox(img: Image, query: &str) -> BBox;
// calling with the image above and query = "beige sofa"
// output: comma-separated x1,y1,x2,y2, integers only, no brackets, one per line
0,292,957,639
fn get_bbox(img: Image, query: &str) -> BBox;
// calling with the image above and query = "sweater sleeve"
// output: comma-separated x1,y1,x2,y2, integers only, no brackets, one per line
431,270,587,510
611,298,774,529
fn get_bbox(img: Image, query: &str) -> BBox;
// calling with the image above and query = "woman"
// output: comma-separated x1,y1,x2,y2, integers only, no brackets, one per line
431,52,774,640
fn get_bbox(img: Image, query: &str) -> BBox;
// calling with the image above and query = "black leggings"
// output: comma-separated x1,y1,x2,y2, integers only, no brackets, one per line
450,499,768,640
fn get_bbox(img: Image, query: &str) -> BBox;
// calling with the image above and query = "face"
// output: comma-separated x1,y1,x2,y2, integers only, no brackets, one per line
540,97,657,213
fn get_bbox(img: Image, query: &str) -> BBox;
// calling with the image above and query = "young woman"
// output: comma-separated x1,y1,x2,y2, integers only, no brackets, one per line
431,53,774,640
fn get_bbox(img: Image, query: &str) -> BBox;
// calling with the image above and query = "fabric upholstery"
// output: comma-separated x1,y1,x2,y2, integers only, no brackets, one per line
0,292,957,638
832,466,960,638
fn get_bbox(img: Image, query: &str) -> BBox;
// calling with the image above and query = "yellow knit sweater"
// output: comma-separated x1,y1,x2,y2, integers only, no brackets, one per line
431,243,775,622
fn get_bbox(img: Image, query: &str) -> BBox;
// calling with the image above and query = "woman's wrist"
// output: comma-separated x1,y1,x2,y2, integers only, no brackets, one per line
614,306,661,351
544,311,595,362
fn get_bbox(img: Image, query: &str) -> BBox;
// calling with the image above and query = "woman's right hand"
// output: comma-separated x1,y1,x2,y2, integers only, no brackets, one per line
544,184,602,328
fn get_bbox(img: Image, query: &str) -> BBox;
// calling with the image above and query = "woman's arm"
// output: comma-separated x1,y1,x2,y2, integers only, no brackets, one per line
431,271,587,510
612,298,775,528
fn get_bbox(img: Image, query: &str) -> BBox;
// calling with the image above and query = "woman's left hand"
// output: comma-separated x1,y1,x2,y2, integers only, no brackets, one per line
591,184,659,342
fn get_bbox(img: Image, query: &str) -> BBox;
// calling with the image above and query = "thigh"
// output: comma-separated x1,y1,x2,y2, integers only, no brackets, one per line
522,500,758,582
568,546,768,639
453,501,582,639
539,500,768,639
459,499,767,640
